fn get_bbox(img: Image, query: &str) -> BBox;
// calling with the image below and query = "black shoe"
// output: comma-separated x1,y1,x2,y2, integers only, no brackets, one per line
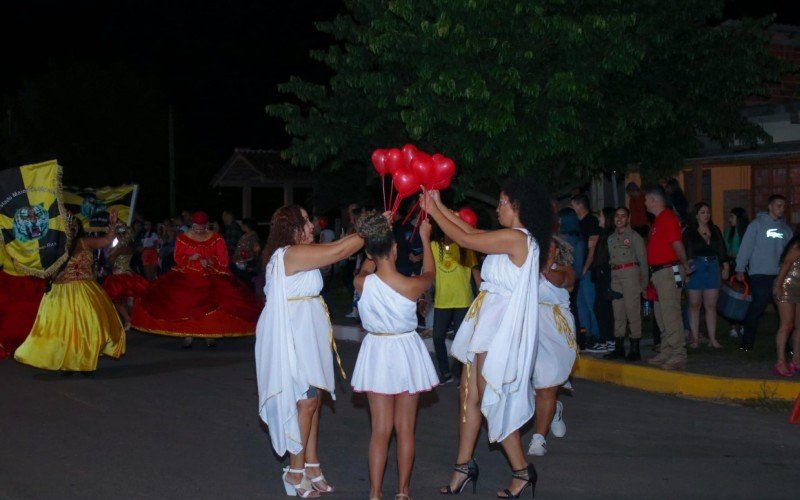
497,463,537,498
440,459,479,495
603,338,626,360
626,339,642,361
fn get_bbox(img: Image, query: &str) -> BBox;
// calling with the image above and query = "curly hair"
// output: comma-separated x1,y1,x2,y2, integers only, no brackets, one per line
501,177,554,271
263,205,306,264
355,210,394,258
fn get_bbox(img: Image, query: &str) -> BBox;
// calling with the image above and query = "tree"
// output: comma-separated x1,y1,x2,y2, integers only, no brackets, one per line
1,63,169,215
268,0,786,197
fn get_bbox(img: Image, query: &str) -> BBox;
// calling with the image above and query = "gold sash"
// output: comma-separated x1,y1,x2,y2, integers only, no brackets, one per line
288,295,347,380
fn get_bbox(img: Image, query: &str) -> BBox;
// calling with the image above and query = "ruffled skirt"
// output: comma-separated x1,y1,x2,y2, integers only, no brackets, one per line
0,272,46,359
351,331,439,395
14,280,125,371
102,273,150,301
131,269,262,337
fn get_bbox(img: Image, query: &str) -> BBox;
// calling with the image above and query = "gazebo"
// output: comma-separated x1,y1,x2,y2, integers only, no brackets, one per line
210,149,315,217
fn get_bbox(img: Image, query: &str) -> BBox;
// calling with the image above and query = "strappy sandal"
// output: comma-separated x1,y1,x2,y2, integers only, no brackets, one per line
304,462,333,493
282,467,319,498
440,459,479,495
496,463,537,498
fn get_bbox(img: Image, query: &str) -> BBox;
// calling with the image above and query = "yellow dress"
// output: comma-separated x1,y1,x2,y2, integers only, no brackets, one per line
15,245,126,371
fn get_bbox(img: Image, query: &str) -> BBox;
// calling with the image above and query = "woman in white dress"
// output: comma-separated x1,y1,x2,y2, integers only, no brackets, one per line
422,178,553,498
529,237,578,457
255,205,365,498
350,212,439,500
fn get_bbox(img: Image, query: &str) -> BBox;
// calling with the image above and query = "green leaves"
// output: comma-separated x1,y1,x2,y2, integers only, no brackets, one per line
267,0,784,201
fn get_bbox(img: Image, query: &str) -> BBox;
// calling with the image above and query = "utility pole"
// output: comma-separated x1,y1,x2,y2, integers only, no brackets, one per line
169,104,176,216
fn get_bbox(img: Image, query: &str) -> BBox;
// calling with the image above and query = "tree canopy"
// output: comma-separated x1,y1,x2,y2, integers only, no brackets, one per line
268,0,785,199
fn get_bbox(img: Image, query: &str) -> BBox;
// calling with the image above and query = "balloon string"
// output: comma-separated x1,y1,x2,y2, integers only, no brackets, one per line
408,195,427,243
401,199,420,225
390,194,403,220
389,181,395,214
382,175,387,211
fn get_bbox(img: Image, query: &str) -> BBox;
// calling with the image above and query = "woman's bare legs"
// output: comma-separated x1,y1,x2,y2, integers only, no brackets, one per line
286,394,321,498
441,353,485,493
394,392,420,496
703,289,721,347
776,302,795,370
367,392,395,499
534,386,559,436
687,290,703,347
497,429,530,497
114,300,131,328
792,305,800,367
304,397,332,492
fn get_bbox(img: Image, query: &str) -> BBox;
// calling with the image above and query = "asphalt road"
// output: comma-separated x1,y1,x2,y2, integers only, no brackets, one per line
1,332,798,500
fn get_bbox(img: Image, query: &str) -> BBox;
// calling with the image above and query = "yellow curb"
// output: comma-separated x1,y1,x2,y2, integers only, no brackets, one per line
572,357,800,401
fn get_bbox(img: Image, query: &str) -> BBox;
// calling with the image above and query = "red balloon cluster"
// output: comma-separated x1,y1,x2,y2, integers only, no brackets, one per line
371,144,457,215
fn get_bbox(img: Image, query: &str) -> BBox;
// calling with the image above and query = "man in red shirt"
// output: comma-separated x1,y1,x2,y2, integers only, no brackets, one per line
645,186,691,370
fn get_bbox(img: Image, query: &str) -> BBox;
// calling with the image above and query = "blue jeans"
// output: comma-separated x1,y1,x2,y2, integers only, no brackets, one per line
742,274,776,349
578,274,599,341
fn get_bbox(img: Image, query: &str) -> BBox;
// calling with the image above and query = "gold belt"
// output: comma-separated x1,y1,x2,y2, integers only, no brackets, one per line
288,295,347,380
539,301,577,352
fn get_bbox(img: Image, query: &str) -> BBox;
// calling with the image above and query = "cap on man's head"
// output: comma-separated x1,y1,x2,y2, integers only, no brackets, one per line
191,211,209,225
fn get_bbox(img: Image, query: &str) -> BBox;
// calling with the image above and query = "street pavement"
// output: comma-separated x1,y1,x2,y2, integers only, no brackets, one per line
1,331,798,500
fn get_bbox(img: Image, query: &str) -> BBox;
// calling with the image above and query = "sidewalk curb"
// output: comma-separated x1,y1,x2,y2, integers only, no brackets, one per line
333,324,800,402
572,357,800,401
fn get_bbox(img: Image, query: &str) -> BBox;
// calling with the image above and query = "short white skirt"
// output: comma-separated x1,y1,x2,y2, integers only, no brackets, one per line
351,331,439,395
533,303,577,389
450,292,510,361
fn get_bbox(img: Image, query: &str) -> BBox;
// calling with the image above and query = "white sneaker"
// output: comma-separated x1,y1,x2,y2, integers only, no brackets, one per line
527,433,547,456
550,401,566,438
344,308,360,319
729,327,739,339
605,340,616,351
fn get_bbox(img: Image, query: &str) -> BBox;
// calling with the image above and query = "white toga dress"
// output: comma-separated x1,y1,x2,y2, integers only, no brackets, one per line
450,228,540,443
351,274,439,395
533,278,577,389
255,246,336,456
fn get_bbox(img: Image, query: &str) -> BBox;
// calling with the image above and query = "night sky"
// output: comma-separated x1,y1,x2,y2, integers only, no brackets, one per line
1,0,798,218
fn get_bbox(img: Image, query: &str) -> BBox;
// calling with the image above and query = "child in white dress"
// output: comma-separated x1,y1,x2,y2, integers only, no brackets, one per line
351,211,438,500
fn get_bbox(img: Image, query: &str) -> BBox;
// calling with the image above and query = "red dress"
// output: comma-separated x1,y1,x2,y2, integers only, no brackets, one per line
102,254,150,301
0,269,46,359
130,233,262,337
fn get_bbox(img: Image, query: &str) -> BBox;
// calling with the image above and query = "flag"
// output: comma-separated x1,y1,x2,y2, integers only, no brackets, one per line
63,184,139,231
0,160,70,278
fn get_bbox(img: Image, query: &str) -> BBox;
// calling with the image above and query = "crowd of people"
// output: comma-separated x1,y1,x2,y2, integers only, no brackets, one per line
559,181,799,377
3,174,799,499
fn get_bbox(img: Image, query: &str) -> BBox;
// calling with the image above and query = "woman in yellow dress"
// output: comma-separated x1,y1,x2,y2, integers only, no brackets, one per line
15,212,126,373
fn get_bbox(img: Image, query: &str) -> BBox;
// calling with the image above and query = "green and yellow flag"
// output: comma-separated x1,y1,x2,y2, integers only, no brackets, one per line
0,160,70,278
63,184,139,231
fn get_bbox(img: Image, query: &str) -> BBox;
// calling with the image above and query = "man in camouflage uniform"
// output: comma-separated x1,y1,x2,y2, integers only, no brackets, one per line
604,207,648,361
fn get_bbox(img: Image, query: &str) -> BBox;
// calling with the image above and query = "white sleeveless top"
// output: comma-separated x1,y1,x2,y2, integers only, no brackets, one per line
351,274,439,395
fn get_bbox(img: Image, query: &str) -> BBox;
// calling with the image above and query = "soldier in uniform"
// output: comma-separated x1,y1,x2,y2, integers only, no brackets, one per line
604,207,648,361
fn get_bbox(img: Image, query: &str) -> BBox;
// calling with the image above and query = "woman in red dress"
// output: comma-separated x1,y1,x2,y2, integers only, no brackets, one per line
0,244,46,359
102,227,150,330
131,211,262,344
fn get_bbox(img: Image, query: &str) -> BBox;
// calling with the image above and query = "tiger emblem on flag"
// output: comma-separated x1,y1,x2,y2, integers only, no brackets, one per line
12,204,50,242
80,195,106,219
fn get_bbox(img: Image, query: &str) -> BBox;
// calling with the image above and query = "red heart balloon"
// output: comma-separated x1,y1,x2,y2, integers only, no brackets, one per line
431,154,456,184
457,207,478,228
385,148,405,175
392,168,422,198
410,153,435,186
402,144,419,168
371,149,388,176
430,177,451,190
